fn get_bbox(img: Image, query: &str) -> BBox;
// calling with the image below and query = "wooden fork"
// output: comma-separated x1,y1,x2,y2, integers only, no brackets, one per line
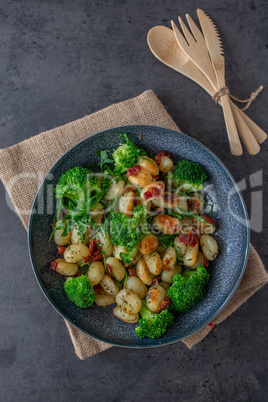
171,17,261,155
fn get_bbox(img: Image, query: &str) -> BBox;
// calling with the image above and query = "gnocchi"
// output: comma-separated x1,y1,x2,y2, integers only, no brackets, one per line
64,244,89,263
116,289,142,315
54,221,71,246
136,259,154,286
143,251,162,276
182,243,199,267
162,246,177,271
119,191,136,216
146,284,166,313
100,274,119,296
125,277,148,299
95,232,113,257
200,235,219,261
113,306,139,324
137,156,159,176
105,179,125,200
138,234,159,255
127,166,152,188
95,290,116,307
54,258,78,276
105,257,126,281
153,214,181,235
87,261,105,286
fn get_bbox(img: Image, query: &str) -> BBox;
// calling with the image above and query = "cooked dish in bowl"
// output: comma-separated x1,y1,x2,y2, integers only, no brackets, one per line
28,125,249,347
48,133,219,339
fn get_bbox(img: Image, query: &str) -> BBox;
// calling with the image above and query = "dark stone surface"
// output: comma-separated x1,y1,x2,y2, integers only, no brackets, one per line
0,0,267,401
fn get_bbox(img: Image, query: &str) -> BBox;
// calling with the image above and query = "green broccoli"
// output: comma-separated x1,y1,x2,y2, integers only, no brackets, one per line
109,205,149,263
64,275,95,308
112,133,146,174
55,166,101,205
169,160,207,192
119,246,140,265
168,266,210,313
135,300,174,339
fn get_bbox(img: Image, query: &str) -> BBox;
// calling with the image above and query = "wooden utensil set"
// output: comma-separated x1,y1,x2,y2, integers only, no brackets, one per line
147,9,267,156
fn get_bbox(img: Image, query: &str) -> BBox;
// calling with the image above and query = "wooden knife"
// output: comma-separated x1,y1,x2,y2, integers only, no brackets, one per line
197,9,243,156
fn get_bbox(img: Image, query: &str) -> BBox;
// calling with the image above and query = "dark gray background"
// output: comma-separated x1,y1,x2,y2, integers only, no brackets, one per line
0,0,267,401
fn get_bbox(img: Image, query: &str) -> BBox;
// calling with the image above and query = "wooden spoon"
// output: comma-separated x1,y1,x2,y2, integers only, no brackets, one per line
147,26,266,152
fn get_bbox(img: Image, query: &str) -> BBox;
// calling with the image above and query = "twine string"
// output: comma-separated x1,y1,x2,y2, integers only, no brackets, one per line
212,85,263,111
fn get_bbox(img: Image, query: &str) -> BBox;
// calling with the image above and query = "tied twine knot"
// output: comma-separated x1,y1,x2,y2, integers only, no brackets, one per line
212,85,263,111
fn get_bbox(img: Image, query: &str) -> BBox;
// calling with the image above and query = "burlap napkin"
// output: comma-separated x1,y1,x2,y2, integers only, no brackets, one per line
0,90,267,359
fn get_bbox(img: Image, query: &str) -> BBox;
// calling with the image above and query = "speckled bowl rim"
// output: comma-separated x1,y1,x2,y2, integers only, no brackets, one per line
28,124,250,348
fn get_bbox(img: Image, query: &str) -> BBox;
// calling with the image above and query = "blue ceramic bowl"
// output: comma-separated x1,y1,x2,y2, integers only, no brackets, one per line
28,125,249,348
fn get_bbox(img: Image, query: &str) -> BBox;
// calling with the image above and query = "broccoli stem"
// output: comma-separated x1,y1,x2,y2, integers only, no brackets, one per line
182,270,195,281
139,300,155,320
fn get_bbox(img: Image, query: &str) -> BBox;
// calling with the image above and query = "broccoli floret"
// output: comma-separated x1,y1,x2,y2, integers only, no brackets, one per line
64,275,95,308
109,205,148,261
120,246,139,265
169,160,207,192
113,133,146,174
55,166,101,205
168,266,210,313
135,300,174,339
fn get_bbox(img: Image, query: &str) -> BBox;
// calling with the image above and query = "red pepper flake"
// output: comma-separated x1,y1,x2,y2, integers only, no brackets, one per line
202,215,215,226
57,245,66,255
154,151,171,166
126,165,141,179
178,229,199,247
208,322,215,328
49,261,58,271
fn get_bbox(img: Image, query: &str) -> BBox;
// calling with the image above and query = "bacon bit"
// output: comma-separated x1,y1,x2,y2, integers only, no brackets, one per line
57,245,66,255
83,239,103,263
171,224,179,234
152,275,161,286
154,151,171,166
178,228,199,247
152,175,159,180
126,165,141,179
144,186,162,201
155,296,171,313
89,239,96,253
106,264,113,274
203,258,209,268
128,268,137,277
49,261,58,271
94,284,102,294
202,215,215,226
